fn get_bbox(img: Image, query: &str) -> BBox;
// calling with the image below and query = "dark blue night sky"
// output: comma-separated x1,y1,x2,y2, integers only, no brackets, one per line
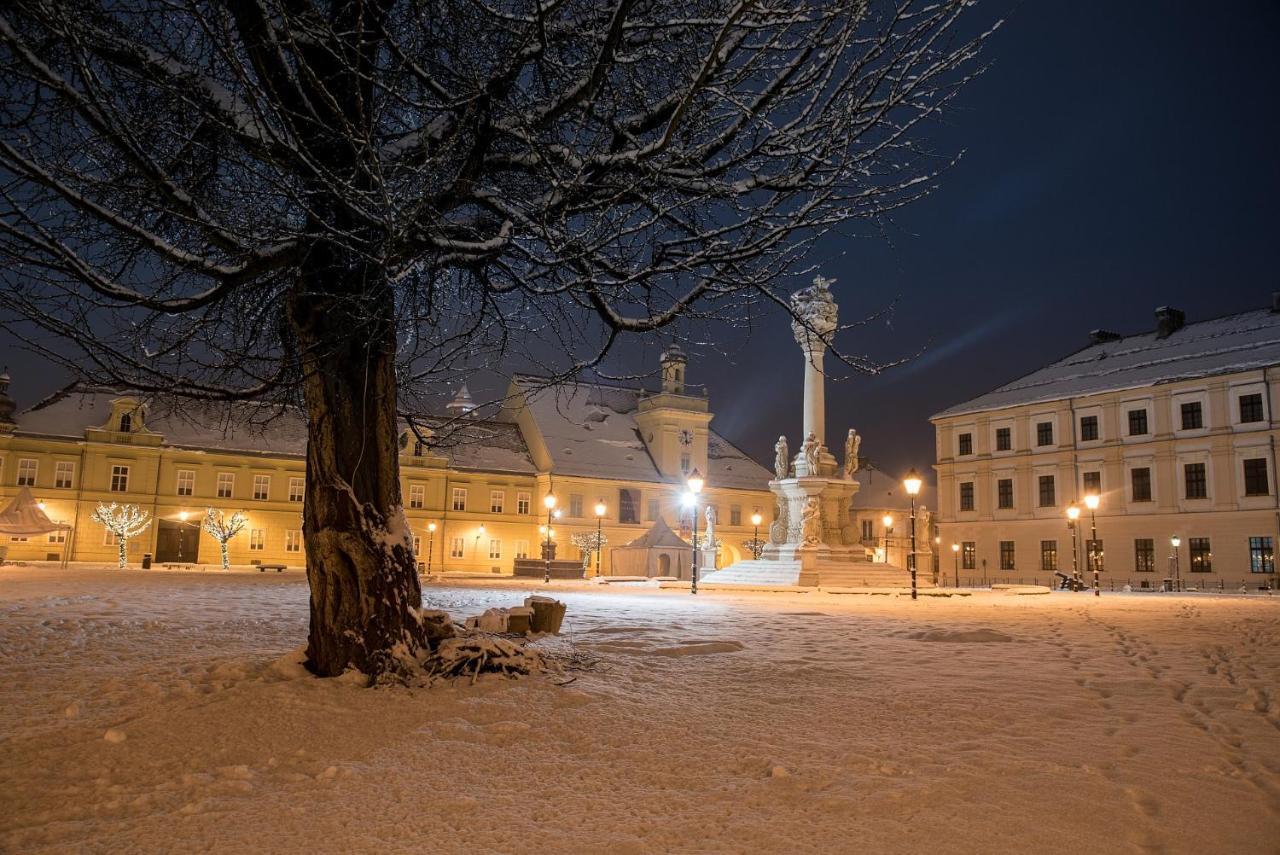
2,1,1277,481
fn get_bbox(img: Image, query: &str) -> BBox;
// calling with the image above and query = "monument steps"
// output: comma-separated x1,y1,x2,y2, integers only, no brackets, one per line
702,559,932,589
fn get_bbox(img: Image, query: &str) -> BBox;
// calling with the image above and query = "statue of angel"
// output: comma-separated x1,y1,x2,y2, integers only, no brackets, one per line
773,435,789,480
800,497,822,545
843,429,861,479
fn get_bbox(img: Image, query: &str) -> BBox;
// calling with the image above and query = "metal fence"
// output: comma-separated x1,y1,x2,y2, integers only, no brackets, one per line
944,573,1277,593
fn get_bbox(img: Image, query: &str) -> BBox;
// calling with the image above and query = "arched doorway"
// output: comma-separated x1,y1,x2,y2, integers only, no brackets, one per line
657,553,671,577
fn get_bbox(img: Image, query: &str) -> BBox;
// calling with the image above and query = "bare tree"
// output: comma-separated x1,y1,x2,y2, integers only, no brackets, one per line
0,0,994,676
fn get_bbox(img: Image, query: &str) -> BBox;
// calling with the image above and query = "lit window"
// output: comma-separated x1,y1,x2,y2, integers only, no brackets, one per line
1040,540,1057,571
999,541,1015,570
1134,539,1155,573
962,542,976,570
1188,537,1211,573
1249,537,1274,574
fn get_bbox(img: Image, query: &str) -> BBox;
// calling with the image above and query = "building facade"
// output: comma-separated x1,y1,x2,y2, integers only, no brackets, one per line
932,304,1280,588
0,348,774,574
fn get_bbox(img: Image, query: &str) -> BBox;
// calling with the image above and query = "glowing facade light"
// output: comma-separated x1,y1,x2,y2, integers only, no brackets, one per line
681,491,696,509
1171,535,1181,548
903,468,923,496
1083,493,1100,511
178,510,189,522
882,514,893,529
543,494,557,510
1066,505,1080,522
428,521,437,533
750,512,763,527
951,542,960,553
594,501,607,518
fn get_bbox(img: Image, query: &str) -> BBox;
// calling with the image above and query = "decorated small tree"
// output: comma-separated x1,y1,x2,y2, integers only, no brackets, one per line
571,532,609,575
202,508,248,571
90,503,151,570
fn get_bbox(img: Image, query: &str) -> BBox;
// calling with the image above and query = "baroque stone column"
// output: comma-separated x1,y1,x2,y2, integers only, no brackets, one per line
790,276,839,449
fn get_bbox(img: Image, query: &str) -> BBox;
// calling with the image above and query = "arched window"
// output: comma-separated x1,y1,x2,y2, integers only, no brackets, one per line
118,413,132,433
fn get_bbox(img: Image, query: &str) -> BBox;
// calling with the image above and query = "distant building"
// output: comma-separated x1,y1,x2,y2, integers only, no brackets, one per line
0,350,773,573
850,463,939,577
932,301,1280,587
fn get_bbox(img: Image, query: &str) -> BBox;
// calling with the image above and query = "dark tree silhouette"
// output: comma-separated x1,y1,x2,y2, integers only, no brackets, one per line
0,0,993,676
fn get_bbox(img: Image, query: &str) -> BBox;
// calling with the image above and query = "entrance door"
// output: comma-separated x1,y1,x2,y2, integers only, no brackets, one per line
657,553,672,578
155,520,201,564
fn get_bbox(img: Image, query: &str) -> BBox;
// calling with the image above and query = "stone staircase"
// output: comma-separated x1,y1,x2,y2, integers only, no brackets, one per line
701,559,933,589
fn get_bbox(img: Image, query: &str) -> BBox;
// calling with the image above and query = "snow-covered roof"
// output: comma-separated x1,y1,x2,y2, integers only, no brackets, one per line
851,465,937,512
618,518,691,550
933,306,1280,419
512,375,772,490
421,419,536,474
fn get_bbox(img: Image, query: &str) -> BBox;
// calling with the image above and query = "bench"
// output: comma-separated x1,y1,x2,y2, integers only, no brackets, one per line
258,563,287,573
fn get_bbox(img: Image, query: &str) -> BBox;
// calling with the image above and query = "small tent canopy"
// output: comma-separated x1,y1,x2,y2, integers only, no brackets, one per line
0,487,72,536
609,518,693,579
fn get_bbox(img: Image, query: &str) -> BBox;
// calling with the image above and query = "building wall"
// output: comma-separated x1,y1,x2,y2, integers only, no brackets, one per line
932,367,1280,584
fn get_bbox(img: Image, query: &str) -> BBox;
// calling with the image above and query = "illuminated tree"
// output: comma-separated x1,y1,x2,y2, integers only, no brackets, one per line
202,508,248,572
90,503,151,570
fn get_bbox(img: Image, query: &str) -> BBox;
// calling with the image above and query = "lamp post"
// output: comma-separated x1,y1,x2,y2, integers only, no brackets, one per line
903,469,922,600
686,468,704,594
426,521,436,575
1066,505,1080,591
951,542,960,588
1170,535,1182,592
882,514,893,564
750,512,764,560
543,494,557,583
1084,493,1101,597
594,500,606,577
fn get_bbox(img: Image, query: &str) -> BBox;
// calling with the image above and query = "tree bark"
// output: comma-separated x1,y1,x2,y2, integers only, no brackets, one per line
288,250,450,678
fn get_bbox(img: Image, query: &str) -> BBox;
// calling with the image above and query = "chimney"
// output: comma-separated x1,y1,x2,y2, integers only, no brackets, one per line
1154,306,1185,339
1089,329,1121,344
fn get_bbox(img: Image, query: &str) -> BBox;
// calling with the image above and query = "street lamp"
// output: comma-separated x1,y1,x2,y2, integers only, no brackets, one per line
685,469,705,594
882,514,893,563
543,494,557,583
426,521,436,575
1066,505,1081,591
750,511,764,560
594,500,607,577
951,542,960,588
903,468,922,600
1083,493,1101,597
1170,535,1182,592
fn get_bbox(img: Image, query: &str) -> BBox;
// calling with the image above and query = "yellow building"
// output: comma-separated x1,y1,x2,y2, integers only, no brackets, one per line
0,348,774,573
932,303,1280,589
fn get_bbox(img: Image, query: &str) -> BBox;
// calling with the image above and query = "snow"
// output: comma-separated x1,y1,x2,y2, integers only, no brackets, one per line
2,564,1279,853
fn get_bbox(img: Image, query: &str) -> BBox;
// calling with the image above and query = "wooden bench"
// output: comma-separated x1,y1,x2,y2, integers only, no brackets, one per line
258,563,287,573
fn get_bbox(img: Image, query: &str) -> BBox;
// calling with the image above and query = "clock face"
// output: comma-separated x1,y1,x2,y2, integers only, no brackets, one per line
679,429,693,446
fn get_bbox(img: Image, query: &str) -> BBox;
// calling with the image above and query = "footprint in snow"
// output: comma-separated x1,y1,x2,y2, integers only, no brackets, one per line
650,640,746,657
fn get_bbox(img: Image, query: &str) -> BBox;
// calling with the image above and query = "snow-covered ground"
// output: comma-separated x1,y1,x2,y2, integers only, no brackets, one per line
2,565,1278,854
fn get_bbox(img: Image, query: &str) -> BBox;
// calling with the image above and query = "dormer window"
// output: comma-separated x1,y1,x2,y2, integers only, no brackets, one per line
118,413,132,433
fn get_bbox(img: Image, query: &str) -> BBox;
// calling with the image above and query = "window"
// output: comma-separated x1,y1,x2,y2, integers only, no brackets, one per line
1082,471,1101,495
488,539,502,560
1038,475,1056,508
1131,467,1152,503
1189,537,1212,573
861,519,874,541
1239,393,1264,423
1127,408,1148,436
285,530,302,553
110,465,130,493
957,433,973,456
618,488,640,524
409,485,425,510
16,458,36,487
1079,415,1099,442
103,529,117,546
1086,539,1104,573
451,487,467,512
730,505,742,526
997,478,1013,510
962,541,976,570
1040,540,1057,572
449,537,465,559
515,540,530,559
491,490,506,514
1036,422,1053,447
176,469,195,496
253,474,271,501
216,472,234,498
54,461,74,489
412,439,425,457
118,413,132,433
288,477,305,503
959,482,975,512
249,529,265,551
1243,458,1269,497
995,427,1011,452
1249,537,1275,574
1134,539,1155,573
412,535,422,556
1180,401,1203,430
1184,463,1207,499
647,498,659,522
999,541,1015,570
48,523,68,545
10,535,28,543
680,453,691,474
516,492,531,515
568,494,583,518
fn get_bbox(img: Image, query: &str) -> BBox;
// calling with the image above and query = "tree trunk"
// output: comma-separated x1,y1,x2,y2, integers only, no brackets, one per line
288,253,449,678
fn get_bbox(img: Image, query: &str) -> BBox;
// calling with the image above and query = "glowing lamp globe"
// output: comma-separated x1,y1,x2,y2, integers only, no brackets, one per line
903,469,923,496
1084,494,1100,511
686,468,704,495
594,501,607,518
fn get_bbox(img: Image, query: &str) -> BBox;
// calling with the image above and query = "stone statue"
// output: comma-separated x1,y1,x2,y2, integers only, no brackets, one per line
773,435,789,480
800,497,822,546
843,429,861,479
789,275,840,346
917,506,932,546
769,496,788,545
801,431,821,475
703,505,716,543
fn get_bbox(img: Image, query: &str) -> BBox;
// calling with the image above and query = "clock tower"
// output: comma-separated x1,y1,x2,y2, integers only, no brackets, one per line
636,346,713,481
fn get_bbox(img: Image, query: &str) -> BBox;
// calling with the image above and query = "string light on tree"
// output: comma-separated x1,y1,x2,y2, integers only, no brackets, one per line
202,508,248,572
91,503,151,570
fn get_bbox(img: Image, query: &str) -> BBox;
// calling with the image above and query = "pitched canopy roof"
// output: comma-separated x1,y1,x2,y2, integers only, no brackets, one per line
934,305,1280,419
618,518,691,550
0,487,72,536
